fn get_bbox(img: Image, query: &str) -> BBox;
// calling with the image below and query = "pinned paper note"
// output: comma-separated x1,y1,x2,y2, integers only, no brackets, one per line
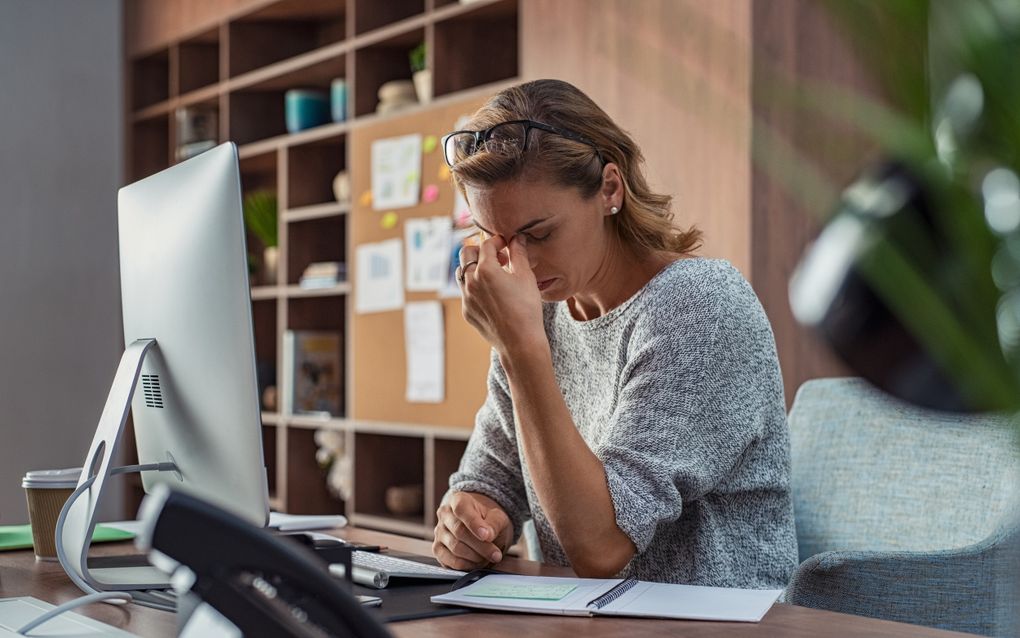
372,134,422,210
423,184,440,203
380,211,399,229
405,216,452,291
452,184,472,228
438,164,451,182
359,190,373,207
423,135,438,153
467,582,578,601
439,227,478,298
404,301,444,403
355,239,404,314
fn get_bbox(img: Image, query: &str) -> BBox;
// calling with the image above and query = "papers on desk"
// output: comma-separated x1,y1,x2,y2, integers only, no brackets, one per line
102,514,346,536
267,512,347,532
0,597,139,636
431,574,783,622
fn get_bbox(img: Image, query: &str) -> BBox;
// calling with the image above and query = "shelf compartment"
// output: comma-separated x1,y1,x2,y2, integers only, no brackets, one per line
239,149,278,193
178,27,221,94
433,0,518,98
252,296,278,411
229,90,287,146
352,27,425,117
229,1,347,78
132,48,170,110
287,136,347,209
354,0,424,35
431,437,468,519
130,115,170,182
232,50,348,94
263,424,278,496
354,433,426,524
288,295,346,333
284,427,346,515
286,216,346,286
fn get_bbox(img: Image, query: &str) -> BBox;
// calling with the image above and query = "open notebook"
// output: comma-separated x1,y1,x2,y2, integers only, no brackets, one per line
431,573,783,622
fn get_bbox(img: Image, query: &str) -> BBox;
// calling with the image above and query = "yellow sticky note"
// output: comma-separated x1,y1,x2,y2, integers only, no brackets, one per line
423,135,438,153
438,165,451,181
359,190,373,207
381,211,398,229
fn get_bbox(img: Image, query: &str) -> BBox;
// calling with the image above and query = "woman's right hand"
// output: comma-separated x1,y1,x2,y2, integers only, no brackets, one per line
432,491,513,571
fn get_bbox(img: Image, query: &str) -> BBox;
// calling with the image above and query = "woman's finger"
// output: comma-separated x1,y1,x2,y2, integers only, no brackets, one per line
438,526,489,563
458,244,480,270
440,506,502,562
433,543,479,571
476,234,507,272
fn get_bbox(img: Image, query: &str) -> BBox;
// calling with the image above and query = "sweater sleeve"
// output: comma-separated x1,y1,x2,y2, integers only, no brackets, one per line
594,278,778,554
448,350,530,541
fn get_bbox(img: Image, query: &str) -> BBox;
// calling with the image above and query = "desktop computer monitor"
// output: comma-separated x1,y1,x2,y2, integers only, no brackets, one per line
59,142,269,590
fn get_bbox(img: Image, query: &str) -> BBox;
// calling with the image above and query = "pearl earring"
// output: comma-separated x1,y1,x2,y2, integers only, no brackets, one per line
610,206,619,215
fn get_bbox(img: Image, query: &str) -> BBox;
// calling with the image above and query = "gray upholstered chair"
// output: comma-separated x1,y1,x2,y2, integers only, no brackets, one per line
785,377,1020,636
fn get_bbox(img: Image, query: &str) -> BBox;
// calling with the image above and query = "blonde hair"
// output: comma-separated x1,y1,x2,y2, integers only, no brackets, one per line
451,79,701,256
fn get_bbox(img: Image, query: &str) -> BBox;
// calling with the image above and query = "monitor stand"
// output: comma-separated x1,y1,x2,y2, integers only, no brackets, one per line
57,338,173,591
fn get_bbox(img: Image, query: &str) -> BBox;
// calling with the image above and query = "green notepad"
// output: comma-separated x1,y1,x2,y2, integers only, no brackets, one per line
466,582,577,601
0,524,135,551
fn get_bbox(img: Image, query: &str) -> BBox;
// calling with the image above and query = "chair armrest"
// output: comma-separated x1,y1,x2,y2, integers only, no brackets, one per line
787,529,1018,636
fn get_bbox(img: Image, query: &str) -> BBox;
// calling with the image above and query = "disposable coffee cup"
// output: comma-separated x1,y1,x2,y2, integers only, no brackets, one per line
22,467,81,561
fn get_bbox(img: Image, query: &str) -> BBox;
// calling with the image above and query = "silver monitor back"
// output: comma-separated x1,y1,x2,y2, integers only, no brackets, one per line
117,142,269,526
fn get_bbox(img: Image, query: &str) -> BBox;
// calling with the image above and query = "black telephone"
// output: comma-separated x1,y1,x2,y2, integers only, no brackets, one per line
137,487,392,638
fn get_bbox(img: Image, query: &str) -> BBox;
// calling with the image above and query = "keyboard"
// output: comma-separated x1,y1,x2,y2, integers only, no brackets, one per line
329,551,466,589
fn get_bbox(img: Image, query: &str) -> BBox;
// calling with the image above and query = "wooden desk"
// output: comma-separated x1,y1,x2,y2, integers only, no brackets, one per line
0,527,974,637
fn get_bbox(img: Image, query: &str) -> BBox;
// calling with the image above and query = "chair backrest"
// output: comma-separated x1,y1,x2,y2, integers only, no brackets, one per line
789,377,1019,562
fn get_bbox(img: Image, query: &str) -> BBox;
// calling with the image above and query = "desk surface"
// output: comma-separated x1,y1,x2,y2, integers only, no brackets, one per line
0,527,974,637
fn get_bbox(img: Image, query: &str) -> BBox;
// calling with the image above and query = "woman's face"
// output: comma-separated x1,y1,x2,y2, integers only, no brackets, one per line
464,174,618,302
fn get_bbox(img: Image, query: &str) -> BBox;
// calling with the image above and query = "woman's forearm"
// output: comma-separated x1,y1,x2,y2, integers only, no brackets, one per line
501,344,635,577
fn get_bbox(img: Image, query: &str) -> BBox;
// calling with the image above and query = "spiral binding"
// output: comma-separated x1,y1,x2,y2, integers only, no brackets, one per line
586,577,639,610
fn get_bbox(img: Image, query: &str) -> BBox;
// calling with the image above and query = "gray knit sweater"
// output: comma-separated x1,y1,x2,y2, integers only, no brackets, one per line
450,258,798,588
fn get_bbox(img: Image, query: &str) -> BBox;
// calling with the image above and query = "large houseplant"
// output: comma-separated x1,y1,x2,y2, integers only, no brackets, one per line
781,0,1020,413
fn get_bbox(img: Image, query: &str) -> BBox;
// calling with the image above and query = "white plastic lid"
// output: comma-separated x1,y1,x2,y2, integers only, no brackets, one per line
22,467,81,489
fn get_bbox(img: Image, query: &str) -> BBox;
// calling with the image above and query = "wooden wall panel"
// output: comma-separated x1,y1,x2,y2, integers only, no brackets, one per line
750,0,878,402
520,0,753,275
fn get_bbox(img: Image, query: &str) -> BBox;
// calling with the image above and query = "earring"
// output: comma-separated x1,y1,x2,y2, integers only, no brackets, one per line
610,206,619,215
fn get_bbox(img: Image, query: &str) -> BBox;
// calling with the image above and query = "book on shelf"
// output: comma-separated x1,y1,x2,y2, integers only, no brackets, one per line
299,261,346,289
282,330,344,417
175,105,218,161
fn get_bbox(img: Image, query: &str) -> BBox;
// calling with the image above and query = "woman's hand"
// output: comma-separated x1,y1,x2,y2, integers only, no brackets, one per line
433,491,514,571
458,234,546,357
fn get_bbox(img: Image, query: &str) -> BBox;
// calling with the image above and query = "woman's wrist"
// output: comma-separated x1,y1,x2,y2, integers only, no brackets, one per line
498,337,552,380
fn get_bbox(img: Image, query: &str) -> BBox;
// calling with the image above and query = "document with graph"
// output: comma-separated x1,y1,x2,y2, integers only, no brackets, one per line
432,573,783,622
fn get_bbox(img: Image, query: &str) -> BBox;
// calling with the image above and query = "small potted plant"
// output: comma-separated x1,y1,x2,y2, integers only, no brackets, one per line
243,190,279,285
409,41,431,104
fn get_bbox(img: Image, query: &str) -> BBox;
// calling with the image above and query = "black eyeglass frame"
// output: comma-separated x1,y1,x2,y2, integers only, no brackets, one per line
441,119,606,167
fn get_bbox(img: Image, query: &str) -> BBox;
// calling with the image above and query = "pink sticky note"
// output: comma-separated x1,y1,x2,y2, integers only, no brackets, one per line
423,184,440,203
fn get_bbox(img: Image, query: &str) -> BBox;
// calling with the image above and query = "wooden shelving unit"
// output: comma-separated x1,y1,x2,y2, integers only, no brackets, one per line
125,0,517,539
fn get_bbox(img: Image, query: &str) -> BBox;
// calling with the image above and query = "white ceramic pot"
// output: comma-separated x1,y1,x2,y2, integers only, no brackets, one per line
413,69,432,104
262,246,279,285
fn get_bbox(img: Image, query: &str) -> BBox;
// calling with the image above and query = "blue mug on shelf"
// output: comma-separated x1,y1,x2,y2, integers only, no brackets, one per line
331,78,348,123
285,89,330,134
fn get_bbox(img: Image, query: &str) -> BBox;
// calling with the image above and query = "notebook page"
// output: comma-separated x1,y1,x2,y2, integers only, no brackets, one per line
431,574,621,616
597,581,783,622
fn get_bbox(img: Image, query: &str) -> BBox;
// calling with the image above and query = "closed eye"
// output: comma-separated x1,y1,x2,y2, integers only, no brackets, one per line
525,230,551,242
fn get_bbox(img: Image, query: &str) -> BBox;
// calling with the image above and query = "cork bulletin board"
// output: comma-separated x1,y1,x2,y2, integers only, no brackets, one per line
350,94,493,427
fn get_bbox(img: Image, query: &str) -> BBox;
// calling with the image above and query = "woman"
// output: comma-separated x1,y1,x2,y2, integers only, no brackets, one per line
432,79,797,588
